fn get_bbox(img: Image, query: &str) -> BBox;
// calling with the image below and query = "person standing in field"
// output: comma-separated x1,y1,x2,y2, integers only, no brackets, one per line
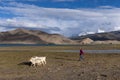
79,48,84,61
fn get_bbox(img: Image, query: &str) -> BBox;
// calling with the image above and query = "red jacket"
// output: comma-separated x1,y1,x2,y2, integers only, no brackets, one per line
80,49,84,55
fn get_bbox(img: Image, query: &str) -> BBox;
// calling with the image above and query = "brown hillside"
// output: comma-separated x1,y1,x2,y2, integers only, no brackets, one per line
0,28,76,44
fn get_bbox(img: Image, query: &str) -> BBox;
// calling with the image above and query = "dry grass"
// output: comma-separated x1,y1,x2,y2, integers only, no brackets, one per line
0,45,120,80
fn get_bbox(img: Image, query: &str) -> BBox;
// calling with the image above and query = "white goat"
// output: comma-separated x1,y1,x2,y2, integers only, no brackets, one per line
29,56,46,66
39,57,46,65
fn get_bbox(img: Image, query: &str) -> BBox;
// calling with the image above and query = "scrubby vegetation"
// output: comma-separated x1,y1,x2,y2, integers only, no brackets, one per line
0,45,120,80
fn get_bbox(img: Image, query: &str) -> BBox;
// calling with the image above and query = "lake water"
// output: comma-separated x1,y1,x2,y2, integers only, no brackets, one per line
0,44,57,47
0,44,120,53
52,50,120,54
0,44,79,47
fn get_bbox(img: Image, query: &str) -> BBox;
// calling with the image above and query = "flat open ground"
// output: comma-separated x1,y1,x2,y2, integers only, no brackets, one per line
0,44,120,80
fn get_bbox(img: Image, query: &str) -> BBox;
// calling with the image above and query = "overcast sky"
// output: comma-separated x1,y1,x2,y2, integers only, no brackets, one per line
0,0,120,37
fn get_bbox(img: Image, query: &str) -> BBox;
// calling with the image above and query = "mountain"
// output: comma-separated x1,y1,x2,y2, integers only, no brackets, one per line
1,29,120,44
0,28,76,44
79,38,94,44
71,31,120,41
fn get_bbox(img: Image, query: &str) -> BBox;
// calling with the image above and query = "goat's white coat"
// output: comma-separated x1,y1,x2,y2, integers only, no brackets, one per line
30,56,46,66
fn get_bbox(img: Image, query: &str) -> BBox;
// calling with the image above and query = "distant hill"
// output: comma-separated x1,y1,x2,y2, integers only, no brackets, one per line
0,28,76,44
1,29,120,44
71,31,120,41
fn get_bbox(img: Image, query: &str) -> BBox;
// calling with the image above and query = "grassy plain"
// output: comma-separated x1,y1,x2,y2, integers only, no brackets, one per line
0,44,120,80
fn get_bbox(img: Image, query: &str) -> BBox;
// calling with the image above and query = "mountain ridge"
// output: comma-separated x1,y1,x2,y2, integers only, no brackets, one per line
1,28,120,44
0,28,76,44
71,30,120,41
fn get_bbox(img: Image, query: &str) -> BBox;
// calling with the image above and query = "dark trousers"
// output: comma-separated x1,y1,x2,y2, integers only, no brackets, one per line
79,55,84,60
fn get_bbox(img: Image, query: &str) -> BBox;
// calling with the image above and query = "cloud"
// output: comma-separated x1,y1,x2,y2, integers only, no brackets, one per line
97,28,105,33
98,5,115,9
114,27,120,31
0,2,120,36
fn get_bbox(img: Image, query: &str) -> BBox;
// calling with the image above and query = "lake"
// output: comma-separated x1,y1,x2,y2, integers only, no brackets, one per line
0,44,80,47
0,44,120,53
0,44,56,47
51,50,120,54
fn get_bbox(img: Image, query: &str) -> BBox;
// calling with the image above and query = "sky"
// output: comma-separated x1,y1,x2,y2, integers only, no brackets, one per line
0,0,120,37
